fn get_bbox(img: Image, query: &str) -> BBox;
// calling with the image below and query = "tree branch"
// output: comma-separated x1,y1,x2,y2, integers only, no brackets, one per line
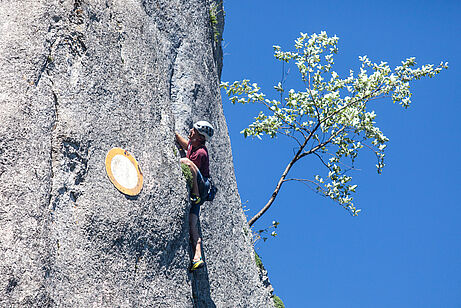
313,152,332,171
260,99,301,138
298,125,346,160
248,81,370,227
248,154,298,226
323,152,361,171
279,130,302,146
248,123,320,226
306,64,322,124
320,83,384,125
283,178,326,194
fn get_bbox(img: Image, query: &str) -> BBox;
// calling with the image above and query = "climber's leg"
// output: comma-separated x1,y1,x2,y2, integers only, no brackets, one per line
189,212,203,263
180,157,200,198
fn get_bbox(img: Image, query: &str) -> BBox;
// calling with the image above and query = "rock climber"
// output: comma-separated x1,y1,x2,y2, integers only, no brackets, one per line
175,120,214,271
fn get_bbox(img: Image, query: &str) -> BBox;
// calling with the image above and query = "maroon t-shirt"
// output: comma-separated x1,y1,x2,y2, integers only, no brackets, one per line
187,142,210,178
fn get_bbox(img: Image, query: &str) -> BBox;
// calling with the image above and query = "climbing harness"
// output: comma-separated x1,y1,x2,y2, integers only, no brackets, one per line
204,178,217,202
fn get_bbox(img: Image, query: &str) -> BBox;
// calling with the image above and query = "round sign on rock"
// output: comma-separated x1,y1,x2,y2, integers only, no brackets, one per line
105,148,143,196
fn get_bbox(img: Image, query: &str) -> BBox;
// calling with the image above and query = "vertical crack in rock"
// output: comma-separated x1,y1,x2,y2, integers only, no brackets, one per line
45,0,90,213
34,46,54,87
45,20,60,214
50,138,91,211
116,23,126,65
169,39,183,104
106,2,127,66
47,91,57,212
51,91,59,129
34,19,59,88
66,0,87,58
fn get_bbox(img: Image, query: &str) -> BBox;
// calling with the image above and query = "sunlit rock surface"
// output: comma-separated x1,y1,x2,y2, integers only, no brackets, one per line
0,1,273,307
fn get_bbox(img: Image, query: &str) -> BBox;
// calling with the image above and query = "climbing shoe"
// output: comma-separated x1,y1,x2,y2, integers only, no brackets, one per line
190,258,204,272
190,195,201,205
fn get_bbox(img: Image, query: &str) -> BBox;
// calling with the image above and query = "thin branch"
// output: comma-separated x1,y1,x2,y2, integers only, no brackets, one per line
361,141,385,173
280,61,285,103
361,142,379,155
323,152,361,171
306,67,322,123
292,117,308,139
341,166,362,175
298,125,346,160
304,79,320,120
261,99,300,136
313,152,332,171
283,178,327,194
278,130,301,146
361,141,384,162
320,83,385,125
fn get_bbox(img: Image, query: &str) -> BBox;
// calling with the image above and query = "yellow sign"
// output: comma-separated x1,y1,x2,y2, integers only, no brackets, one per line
105,148,143,196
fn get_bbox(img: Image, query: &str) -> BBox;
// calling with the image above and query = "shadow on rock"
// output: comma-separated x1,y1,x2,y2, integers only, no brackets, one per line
187,221,216,308
190,263,215,308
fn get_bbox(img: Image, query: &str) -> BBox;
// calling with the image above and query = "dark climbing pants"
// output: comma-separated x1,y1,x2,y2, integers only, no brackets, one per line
190,169,210,216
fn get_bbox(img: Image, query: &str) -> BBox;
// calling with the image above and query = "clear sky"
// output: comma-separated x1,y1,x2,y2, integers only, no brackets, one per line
220,1,460,307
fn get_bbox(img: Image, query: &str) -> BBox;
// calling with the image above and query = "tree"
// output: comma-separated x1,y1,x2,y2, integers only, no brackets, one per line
221,32,447,227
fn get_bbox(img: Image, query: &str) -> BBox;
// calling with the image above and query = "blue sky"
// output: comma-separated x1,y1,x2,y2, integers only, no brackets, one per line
220,1,460,307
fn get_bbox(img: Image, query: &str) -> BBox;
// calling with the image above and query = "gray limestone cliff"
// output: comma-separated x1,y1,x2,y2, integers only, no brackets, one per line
0,1,273,307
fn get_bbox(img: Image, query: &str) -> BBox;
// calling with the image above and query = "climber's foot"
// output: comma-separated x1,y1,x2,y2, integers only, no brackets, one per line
190,258,204,272
190,194,201,205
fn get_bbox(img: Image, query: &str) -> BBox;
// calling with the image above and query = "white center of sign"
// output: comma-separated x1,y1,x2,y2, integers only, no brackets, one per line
110,154,138,189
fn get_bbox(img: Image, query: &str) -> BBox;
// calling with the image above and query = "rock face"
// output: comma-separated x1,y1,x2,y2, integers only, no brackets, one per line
0,1,273,307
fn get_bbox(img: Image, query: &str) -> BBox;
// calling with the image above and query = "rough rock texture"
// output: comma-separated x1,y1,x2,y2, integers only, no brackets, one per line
0,0,273,307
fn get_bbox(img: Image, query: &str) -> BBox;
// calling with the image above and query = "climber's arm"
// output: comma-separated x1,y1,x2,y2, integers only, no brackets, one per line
175,132,189,150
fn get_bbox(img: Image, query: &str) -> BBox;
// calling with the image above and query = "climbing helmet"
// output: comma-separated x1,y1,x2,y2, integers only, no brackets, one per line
193,121,214,141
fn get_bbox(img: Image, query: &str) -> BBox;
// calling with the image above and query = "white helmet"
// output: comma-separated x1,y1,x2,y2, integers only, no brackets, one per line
193,121,214,141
